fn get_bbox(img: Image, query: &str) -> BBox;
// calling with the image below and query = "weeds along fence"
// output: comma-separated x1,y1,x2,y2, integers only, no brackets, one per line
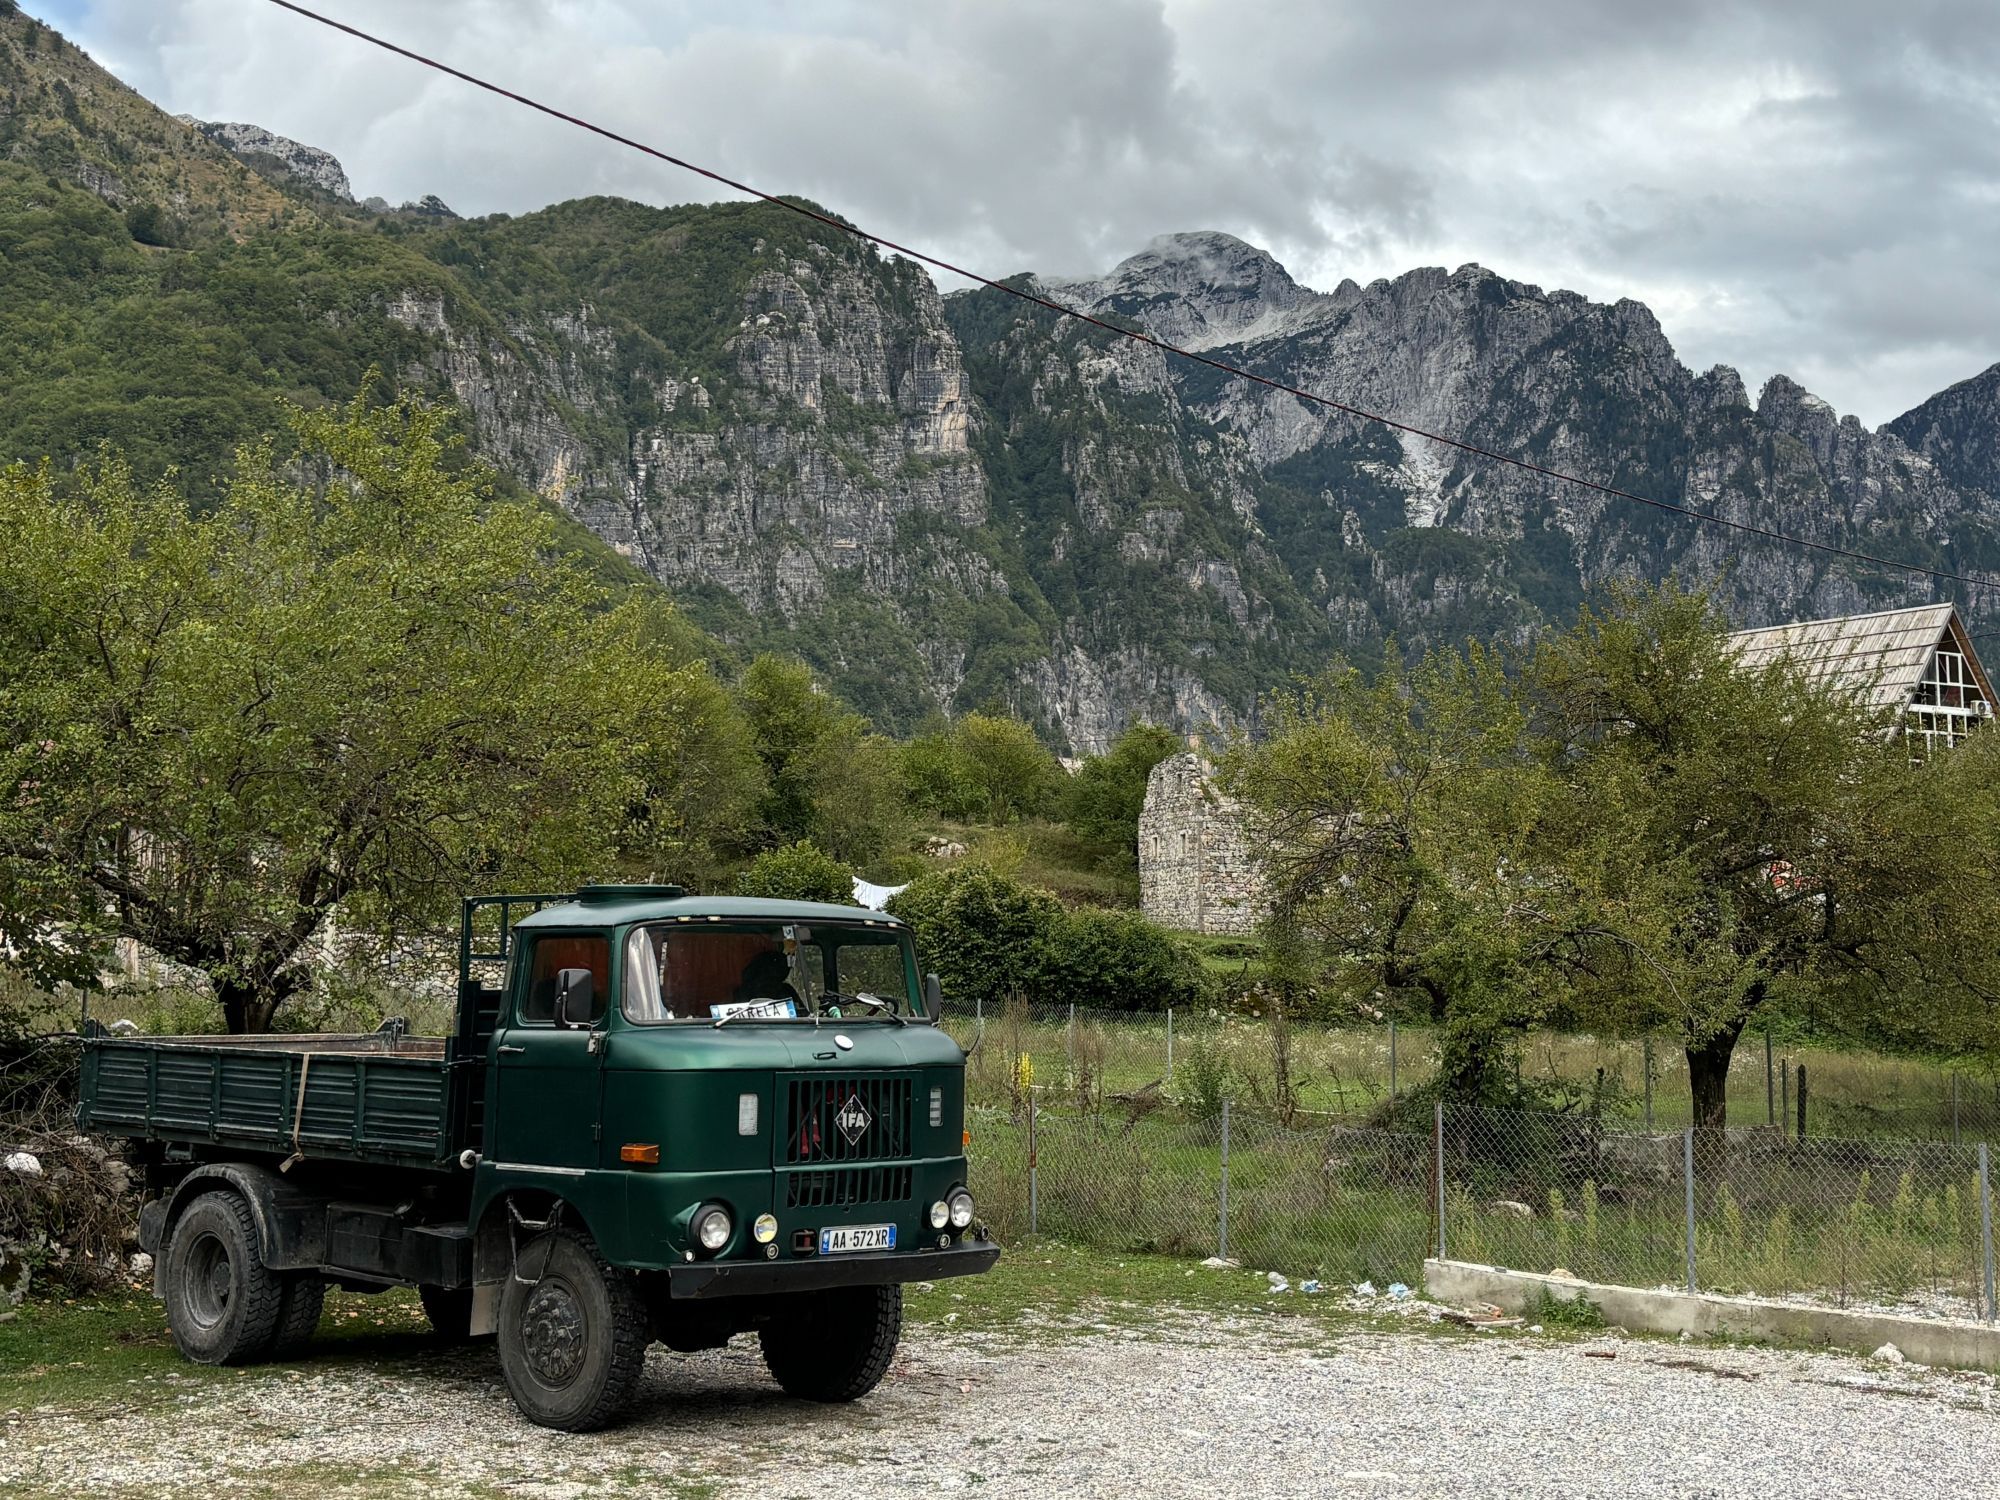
964,1098,2000,1322
941,998,2000,1146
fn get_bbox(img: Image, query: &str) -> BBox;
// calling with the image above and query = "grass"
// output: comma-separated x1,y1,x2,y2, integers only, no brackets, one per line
944,1003,1999,1143
919,820,1140,907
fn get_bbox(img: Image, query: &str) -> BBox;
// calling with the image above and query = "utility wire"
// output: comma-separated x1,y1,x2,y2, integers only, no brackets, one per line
263,0,2000,595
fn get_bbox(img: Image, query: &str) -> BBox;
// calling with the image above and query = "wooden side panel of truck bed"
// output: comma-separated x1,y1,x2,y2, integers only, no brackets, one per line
78,1038,457,1168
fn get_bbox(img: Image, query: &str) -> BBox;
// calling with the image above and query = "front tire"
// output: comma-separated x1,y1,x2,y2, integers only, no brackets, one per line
163,1191,285,1366
496,1227,649,1431
759,1285,902,1402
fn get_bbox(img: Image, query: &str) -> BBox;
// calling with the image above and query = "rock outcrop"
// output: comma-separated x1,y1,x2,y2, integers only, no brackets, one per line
183,118,353,200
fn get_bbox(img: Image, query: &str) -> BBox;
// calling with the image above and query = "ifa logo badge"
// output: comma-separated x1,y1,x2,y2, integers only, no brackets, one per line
834,1092,873,1146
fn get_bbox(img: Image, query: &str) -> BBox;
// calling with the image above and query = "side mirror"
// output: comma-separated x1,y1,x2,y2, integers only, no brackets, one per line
554,967,596,1029
923,972,943,1022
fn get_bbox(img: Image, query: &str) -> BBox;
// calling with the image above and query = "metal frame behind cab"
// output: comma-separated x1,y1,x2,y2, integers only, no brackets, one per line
453,893,571,1052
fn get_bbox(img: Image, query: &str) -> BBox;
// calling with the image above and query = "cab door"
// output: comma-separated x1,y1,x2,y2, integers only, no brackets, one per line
489,930,611,1175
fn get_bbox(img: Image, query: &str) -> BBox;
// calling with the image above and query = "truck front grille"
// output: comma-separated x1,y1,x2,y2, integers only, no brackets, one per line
784,1165,914,1209
783,1075,914,1164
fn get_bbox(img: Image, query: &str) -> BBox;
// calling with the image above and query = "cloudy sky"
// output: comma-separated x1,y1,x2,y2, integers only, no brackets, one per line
28,0,2000,425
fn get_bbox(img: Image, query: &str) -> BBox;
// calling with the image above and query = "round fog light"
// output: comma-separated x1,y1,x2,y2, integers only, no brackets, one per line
928,1200,950,1230
753,1213,779,1245
694,1206,732,1252
948,1190,975,1229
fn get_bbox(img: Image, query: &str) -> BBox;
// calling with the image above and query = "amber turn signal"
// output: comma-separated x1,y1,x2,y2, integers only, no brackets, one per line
963,1129,971,1147
620,1143,660,1164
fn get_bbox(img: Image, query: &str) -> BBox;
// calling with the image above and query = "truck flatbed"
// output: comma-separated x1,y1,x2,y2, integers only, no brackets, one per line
77,1027,457,1168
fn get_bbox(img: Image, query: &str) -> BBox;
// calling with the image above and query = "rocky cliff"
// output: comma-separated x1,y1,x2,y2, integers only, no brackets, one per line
184,118,354,200
5,8,1998,751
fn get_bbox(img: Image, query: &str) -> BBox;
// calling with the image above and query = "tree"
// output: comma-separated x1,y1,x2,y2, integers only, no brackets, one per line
1065,721,1180,850
897,726,985,821
1524,583,1906,1133
952,713,1064,824
1224,647,1582,1102
0,394,729,1031
735,841,851,905
737,654,907,863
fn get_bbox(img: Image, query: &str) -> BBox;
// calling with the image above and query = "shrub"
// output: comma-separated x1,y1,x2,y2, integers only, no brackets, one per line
735,840,852,905
1040,907,1210,1013
888,864,1063,1011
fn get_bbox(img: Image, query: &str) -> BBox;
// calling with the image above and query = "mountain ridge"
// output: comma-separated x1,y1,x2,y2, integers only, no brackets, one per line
6,6,2000,750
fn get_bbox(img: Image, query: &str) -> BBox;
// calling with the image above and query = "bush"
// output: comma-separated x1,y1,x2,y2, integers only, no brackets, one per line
889,864,1208,1013
1041,907,1209,1012
888,864,1063,1010
735,840,852,905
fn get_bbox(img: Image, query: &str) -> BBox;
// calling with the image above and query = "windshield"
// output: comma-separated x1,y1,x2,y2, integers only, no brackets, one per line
621,920,921,1024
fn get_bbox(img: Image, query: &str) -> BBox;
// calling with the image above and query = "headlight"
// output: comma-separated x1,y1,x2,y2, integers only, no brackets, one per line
694,1205,732,1252
948,1189,974,1229
752,1213,778,1245
928,1200,950,1230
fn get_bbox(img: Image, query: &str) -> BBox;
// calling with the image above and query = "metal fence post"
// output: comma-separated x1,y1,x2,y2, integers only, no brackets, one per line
1797,1063,1808,1141
1764,1030,1775,1128
1434,1100,1447,1262
1643,1036,1654,1132
1389,1020,1398,1102
1683,1128,1698,1295
1028,1093,1039,1237
1218,1098,1231,1260
1954,1074,1962,1147
1166,1008,1174,1082
1067,1001,1076,1070
1781,1062,1790,1144
1981,1143,1994,1323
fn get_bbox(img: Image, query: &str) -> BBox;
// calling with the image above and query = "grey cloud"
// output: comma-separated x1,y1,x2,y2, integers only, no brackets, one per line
45,0,2000,424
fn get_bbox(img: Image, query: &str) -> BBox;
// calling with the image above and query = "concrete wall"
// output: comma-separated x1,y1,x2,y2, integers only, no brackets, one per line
1425,1258,2000,1372
1138,752,1264,935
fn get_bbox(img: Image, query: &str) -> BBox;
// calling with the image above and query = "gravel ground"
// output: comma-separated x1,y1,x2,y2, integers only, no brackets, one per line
7,1311,2000,1498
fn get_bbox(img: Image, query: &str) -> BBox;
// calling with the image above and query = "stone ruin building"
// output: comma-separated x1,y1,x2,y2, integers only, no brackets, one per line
1138,751,1264,935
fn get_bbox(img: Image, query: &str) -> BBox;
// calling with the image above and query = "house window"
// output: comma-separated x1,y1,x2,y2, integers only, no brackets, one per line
1907,645,1989,759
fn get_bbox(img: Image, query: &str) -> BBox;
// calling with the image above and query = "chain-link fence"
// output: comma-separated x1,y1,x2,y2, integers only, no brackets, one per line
943,997,2000,1145
967,1094,1999,1320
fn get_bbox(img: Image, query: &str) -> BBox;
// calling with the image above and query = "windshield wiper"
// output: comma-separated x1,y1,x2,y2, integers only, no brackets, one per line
822,991,906,1026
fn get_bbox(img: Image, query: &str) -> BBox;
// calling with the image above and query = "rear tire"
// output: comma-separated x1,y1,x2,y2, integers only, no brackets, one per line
419,1285,480,1344
163,1191,284,1366
268,1273,326,1356
496,1227,649,1431
759,1285,902,1402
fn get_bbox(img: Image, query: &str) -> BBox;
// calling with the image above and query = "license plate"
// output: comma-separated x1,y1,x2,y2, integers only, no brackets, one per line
819,1223,896,1255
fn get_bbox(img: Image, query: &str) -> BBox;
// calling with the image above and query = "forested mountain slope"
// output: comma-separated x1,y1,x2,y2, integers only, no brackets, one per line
4,5,1995,749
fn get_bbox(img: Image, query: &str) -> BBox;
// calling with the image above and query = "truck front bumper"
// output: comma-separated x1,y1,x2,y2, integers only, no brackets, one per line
667,1237,1000,1300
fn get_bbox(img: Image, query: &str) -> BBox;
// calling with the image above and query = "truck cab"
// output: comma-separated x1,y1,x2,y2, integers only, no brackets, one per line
85,883,997,1431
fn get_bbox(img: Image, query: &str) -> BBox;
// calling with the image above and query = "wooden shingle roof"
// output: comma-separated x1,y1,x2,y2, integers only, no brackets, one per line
1728,603,1990,711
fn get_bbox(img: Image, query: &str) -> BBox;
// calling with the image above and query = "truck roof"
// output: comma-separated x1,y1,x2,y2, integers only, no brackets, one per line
513,888,909,930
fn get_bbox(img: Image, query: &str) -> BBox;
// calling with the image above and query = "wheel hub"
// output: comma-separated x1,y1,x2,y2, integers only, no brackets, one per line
520,1282,587,1385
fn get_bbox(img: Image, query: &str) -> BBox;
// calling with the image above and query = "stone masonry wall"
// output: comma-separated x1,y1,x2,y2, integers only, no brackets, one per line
1138,752,1264,935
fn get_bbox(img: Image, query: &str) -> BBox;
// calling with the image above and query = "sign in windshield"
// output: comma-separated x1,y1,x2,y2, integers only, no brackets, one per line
622,921,919,1023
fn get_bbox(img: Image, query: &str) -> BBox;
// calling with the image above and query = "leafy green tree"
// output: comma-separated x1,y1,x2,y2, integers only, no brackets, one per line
1224,647,1580,1102
1066,721,1180,849
737,654,907,863
951,713,1065,824
897,727,985,821
0,395,730,1031
1525,583,1927,1132
735,841,852,905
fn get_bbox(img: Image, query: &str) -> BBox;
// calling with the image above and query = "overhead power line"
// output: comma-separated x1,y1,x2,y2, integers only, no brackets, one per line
263,0,2000,595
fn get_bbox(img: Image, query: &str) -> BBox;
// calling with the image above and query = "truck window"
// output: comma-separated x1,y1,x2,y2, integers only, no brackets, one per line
622,922,914,1023
520,932,611,1024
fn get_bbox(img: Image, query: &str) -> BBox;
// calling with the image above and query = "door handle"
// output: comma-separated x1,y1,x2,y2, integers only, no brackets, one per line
497,1044,526,1055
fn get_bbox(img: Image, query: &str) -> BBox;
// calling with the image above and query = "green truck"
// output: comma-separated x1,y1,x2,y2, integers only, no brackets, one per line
75,885,997,1430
